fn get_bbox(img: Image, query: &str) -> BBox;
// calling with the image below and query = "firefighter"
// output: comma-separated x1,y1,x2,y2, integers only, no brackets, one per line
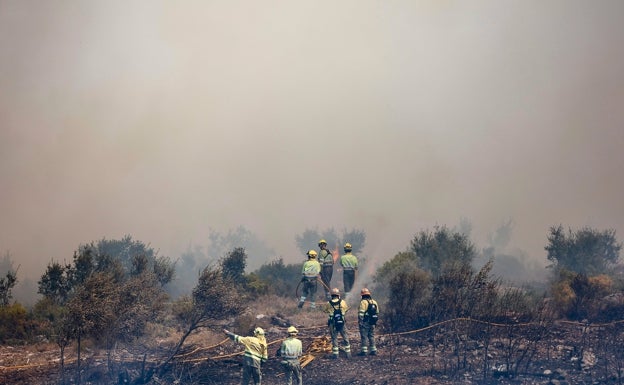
317,239,334,300
298,250,321,309
339,243,358,300
323,287,351,359
357,288,379,356
223,327,268,385
276,326,303,385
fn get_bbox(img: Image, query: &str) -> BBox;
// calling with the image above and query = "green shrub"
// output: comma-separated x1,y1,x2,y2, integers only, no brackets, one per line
386,268,431,331
0,303,34,343
254,258,300,298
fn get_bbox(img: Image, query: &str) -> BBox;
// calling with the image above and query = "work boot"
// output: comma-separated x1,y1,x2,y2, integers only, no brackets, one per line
357,351,367,356
330,354,338,360
369,350,377,356
346,352,352,358
297,301,304,309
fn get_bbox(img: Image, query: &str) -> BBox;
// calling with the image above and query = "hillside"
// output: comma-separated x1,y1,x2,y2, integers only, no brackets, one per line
1,296,622,385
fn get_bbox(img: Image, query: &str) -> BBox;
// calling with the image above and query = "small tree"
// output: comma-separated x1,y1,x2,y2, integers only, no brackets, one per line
0,270,17,306
374,251,419,300
161,264,245,374
0,252,18,306
412,225,476,278
221,247,247,286
386,268,430,331
545,225,621,275
38,261,72,304
36,236,175,383
64,272,118,384
254,258,300,297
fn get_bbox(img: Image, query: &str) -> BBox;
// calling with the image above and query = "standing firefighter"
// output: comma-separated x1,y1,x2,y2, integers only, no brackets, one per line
340,243,358,300
223,327,268,385
298,250,321,309
276,326,303,385
323,287,352,359
317,239,334,300
357,288,379,356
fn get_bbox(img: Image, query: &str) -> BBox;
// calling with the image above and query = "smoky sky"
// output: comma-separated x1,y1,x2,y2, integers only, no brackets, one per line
1,1,623,280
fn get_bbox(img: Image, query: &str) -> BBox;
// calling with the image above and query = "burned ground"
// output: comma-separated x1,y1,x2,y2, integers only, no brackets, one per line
2,306,623,385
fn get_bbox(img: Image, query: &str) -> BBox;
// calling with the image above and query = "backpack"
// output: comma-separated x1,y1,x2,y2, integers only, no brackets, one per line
331,301,345,331
364,299,378,325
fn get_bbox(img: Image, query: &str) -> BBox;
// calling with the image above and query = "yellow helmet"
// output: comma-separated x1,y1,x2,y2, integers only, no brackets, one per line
330,288,340,297
254,327,265,336
360,288,371,296
318,239,327,246
344,242,352,251
287,326,298,334
307,250,318,258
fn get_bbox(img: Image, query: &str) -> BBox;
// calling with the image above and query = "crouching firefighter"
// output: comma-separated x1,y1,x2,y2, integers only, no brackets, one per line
276,326,303,385
357,287,379,356
323,288,351,359
223,327,268,385
298,250,321,309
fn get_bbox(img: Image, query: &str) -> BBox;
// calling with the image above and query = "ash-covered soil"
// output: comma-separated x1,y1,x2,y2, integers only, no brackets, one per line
1,320,617,385
1,302,622,385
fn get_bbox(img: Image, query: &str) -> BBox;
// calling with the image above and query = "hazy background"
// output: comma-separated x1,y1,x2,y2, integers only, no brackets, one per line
1,1,623,295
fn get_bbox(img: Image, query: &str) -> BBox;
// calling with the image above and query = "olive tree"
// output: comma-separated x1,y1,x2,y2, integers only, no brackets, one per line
412,225,477,278
160,264,245,373
545,225,621,275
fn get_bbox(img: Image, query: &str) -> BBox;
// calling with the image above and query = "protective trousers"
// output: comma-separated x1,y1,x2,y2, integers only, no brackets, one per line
241,363,261,385
299,277,318,308
359,322,377,355
343,269,355,296
329,322,351,358
281,359,302,385
320,264,333,298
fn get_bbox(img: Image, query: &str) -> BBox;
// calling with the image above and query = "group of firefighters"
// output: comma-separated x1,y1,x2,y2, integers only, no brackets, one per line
224,240,380,385
299,239,358,308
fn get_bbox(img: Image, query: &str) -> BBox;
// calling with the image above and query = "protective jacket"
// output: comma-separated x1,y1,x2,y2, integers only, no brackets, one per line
358,297,380,323
318,249,333,266
324,298,349,321
232,334,268,368
340,252,358,270
279,337,303,360
301,259,321,278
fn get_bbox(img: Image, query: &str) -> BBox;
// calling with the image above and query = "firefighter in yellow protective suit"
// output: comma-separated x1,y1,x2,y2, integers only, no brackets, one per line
223,327,268,385
317,239,334,300
339,243,358,300
298,250,321,309
357,288,379,356
323,288,351,359
276,326,303,385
